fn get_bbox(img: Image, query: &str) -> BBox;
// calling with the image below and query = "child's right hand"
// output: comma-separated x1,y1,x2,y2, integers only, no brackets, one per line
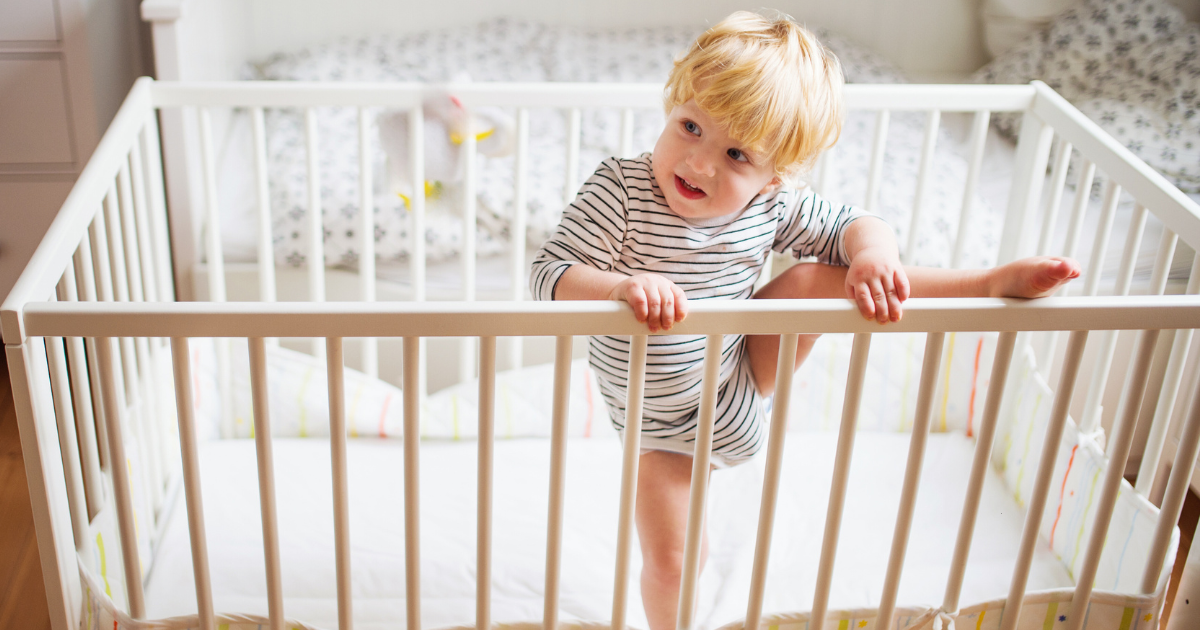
608,273,688,333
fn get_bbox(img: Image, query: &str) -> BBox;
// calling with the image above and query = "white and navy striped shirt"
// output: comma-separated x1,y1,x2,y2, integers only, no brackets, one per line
530,155,870,462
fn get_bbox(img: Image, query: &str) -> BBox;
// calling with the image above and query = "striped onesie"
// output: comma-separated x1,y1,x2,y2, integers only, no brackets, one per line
530,155,870,466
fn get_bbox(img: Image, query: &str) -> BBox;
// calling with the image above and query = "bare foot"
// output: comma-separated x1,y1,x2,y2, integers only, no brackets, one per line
989,256,1081,298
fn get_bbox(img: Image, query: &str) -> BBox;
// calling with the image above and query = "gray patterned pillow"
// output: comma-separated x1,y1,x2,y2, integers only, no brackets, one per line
973,0,1200,193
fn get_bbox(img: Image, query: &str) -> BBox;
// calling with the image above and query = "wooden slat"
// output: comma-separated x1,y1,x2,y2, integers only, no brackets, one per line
546,336,577,630
809,333,872,630
610,335,647,630
744,333,800,630
169,338,216,630
248,337,285,630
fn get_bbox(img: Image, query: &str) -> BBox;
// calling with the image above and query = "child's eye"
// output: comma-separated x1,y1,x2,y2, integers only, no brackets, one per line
727,148,748,162
683,120,700,135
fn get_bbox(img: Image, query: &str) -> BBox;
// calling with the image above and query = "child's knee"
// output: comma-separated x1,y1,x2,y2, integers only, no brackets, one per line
755,262,843,300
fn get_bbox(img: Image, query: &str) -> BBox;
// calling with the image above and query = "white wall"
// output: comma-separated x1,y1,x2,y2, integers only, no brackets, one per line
243,0,989,81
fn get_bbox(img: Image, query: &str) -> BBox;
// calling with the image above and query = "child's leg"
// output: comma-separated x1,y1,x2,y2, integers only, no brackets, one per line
636,450,709,630
747,256,1081,394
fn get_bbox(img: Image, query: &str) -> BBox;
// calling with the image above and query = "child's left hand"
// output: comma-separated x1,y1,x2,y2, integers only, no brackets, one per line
845,246,910,323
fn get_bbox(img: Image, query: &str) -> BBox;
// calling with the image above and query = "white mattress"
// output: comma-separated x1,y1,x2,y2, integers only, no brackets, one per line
144,431,1073,630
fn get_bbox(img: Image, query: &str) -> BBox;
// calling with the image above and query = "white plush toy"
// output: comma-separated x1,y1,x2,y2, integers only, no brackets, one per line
377,88,516,210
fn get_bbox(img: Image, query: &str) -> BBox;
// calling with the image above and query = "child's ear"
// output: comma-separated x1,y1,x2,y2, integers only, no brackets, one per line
758,176,783,195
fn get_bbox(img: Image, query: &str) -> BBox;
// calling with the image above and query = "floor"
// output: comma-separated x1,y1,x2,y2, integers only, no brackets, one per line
0,356,53,629
0,354,1196,629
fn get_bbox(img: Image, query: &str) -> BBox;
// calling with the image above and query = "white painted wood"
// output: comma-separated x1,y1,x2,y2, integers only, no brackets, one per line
507,109,529,371
865,111,889,215
1032,82,1200,250
1081,202,1146,435
140,110,176,302
409,105,426,303
1083,181,1121,298
943,331,1018,612
96,335,145,617
24,296,1200,340
564,108,581,207
545,336,575,630
1036,138,1072,257
305,107,325,317
128,141,160,304
460,130,478,385
4,339,82,630
610,335,646,630
1066,328,1160,630
357,108,377,377
677,335,723,630
197,108,226,303
248,337,286,630
326,337,354,630
252,107,277,304
60,259,103,518
904,110,939,265
810,333,872,630
951,111,990,270
402,336,422,630
477,336,496,630
620,108,634,159
43,327,87,554
1144,362,1200,593
745,333,799,630
876,332,944,630
1000,330,1089,630
1138,254,1200,496
168,337,216,630
996,110,1054,265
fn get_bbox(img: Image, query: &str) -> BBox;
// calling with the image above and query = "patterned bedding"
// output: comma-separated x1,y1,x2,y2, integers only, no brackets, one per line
215,19,1004,272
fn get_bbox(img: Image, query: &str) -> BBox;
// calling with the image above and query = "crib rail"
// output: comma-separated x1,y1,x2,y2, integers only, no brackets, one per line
10,296,1200,630
6,76,1200,630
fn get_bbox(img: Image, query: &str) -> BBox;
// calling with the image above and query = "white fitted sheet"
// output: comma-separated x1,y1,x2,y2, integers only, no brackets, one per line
144,431,1072,630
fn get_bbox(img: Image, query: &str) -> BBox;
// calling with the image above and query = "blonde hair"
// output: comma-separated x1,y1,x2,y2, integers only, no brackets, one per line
664,11,845,180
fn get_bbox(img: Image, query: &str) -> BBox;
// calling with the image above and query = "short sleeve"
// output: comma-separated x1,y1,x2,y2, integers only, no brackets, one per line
771,187,874,266
530,158,631,300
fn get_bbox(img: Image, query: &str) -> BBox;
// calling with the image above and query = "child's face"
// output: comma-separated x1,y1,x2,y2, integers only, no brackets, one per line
652,100,781,221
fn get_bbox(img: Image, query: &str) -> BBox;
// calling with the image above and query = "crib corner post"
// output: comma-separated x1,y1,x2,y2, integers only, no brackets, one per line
5,340,84,630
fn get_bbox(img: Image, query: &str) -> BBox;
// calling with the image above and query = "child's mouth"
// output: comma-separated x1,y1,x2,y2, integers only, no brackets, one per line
675,175,706,200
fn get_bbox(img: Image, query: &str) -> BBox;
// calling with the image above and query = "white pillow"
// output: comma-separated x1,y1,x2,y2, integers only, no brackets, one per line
973,0,1200,193
192,338,406,440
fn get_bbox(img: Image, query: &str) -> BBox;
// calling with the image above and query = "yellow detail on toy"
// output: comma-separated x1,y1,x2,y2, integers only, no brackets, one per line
398,180,445,210
378,87,515,210
449,127,496,145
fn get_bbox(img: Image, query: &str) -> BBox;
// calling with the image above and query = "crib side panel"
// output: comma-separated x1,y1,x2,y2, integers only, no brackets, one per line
2,76,191,624
5,340,82,630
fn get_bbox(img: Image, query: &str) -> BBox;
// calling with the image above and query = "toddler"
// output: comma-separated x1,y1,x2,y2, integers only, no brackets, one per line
529,11,1079,630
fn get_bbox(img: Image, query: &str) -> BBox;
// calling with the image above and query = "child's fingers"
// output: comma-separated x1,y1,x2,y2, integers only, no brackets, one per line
658,284,675,331
894,268,911,302
870,279,890,323
626,285,649,323
672,284,688,322
853,283,876,321
645,284,662,332
884,278,903,322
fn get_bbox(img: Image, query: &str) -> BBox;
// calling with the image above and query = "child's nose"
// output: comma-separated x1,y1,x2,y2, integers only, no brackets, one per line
685,151,715,177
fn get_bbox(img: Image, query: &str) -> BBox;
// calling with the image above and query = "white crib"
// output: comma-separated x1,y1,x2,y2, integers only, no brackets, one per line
5,74,1200,630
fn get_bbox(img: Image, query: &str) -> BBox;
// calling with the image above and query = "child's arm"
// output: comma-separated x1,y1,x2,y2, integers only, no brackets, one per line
555,266,688,333
841,216,910,324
